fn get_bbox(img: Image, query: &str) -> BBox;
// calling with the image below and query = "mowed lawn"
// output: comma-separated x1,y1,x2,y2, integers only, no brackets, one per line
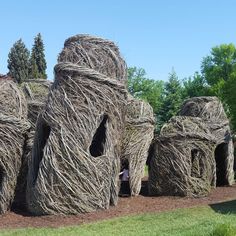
1,200,236,236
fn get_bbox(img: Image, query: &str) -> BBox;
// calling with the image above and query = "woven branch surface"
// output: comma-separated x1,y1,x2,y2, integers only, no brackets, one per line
121,96,154,196
27,35,128,215
180,96,234,185
13,80,51,208
148,116,217,197
0,80,30,213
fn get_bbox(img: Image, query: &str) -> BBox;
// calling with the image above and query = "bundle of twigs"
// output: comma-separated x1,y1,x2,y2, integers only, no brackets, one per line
21,79,51,128
121,96,155,196
27,35,127,215
0,80,30,213
13,80,51,208
180,96,234,185
148,116,217,197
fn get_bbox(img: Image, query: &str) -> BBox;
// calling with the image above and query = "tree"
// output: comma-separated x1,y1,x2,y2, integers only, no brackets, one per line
8,39,30,83
158,69,183,129
128,67,164,114
224,73,236,131
201,44,236,131
183,72,211,98
29,33,47,79
201,43,236,98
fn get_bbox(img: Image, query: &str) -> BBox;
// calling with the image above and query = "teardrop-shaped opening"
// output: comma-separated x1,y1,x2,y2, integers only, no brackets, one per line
89,115,108,157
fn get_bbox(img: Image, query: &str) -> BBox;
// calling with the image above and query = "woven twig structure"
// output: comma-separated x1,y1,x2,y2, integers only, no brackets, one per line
21,79,51,128
13,80,51,208
180,96,234,186
148,116,216,197
0,80,30,213
121,96,155,196
27,35,127,215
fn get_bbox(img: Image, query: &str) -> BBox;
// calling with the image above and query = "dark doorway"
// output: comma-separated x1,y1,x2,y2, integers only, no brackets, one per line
215,143,228,186
33,120,51,184
0,166,5,192
89,115,108,157
119,159,131,197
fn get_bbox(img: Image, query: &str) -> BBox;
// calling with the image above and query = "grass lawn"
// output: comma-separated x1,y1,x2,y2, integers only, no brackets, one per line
1,200,236,236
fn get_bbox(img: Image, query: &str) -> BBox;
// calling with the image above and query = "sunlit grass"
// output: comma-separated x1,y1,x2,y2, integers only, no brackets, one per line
2,202,236,236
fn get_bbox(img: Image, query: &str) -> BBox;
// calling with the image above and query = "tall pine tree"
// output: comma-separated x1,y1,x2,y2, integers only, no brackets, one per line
8,39,30,84
29,33,47,79
158,69,183,130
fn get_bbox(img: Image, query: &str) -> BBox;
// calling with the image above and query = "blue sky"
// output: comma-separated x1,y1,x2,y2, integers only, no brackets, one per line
0,0,236,81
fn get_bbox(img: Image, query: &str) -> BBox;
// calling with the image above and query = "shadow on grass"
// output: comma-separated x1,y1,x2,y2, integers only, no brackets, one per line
210,200,236,214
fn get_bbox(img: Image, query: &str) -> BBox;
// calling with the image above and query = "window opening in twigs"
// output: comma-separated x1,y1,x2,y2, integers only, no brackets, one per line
89,115,108,157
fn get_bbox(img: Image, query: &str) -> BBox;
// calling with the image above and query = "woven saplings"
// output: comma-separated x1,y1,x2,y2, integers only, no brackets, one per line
121,96,155,196
180,96,234,186
13,79,51,208
148,116,216,197
27,35,127,215
0,80,29,213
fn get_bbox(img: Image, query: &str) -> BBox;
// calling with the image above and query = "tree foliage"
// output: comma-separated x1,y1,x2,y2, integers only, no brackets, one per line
128,67,164,114
201,43,236,131
183,72,211,98
29,33,47,79
201,43,236,98
7,39,30,83
158,69,183,129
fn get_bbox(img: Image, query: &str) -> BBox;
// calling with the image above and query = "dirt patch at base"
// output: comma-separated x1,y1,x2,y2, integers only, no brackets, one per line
1,183,236,229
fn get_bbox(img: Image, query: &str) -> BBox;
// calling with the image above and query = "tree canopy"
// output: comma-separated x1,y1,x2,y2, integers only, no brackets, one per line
128,67,164,114
201,43,236,131
183,72,210,98
29,33,47,79
7,39,30,84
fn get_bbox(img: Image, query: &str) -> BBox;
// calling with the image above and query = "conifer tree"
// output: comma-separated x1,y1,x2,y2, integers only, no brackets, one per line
159,69,183,128
29,33,47,79
7,39,30,83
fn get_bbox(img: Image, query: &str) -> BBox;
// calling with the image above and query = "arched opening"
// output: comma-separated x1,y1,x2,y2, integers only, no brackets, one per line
89,115,108,157
33,119,51,184
215,143,228,186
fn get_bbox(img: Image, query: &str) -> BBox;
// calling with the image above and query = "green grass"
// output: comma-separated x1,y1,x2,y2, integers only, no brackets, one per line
1,200,236,236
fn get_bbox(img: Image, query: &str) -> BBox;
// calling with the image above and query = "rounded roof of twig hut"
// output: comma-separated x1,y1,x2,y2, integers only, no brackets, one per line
0,80,27,119
126,96,155,124
180,96,228,124
160,116,215,141
58,34,127,83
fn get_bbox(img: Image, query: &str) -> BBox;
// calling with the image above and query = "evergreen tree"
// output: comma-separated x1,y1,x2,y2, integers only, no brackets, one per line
159,69,183,129
29,33,47,79
7,39,30,83
183,72,211,98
